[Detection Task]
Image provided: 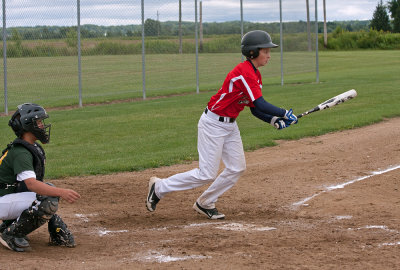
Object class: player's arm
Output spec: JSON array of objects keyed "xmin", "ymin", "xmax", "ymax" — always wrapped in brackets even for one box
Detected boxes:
[
  {"xmin": 253, "ymin": 96, "xmax": 297, "ymax": 124},
  {"xmin": 253, "ymin": 96, "xmax": 286, "ymax": 117},
  {"xmin": 24, "ymin": 178, "xmax": 81, "ymax": 203},
  {"xmin": 250, "ymin": 106, "xmax": 274, "ymax": 123}
]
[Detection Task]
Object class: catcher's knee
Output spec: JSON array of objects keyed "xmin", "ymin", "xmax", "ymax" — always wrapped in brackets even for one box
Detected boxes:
[{"xmin": 35, "ymin": 195, "xmax": 59, "ymax": 219}]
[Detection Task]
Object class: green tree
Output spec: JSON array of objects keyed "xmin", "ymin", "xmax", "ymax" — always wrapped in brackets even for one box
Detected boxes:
[
  {"xmin": 11, "ymin": 29, "xmax": 22, "ymax": 47},
  {"xmin": 144, "ymin": 19, "xmax": 160, "ymax": 36},
  {"xmin": 388, "ymin": 0, "xmax": 400, "ymax": 32},
  {"xmin": 370, "ymin": 0, "xmax": 391, "ymax": 31},
  {"xmin": 9, "ymin": 29, "xmax": 23, "ymax": 57},
  {"xmin": 65, "ymin": 28, "xmax": 77, "ymax": 48}
]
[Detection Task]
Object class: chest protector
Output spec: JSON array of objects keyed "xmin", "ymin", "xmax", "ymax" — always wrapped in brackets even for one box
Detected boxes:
[{"xmin": 2, "ymin": 138, "xmax": 46, "ymax": 181}]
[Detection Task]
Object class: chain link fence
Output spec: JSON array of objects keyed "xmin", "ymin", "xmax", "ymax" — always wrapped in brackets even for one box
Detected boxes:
[{"xmin": 1, "ymin": 0, "xmax": 319, "ymax": 114}]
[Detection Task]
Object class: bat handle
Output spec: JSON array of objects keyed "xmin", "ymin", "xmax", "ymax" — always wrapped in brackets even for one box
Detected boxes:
[{"xmin": 297, "ymin": 107, "xmax": 319, "ymax": 119}]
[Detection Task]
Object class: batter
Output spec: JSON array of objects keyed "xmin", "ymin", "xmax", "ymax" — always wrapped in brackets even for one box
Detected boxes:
[{"xmin": 146, "ymin": 30, "xmax": 298, "ymax": 219}]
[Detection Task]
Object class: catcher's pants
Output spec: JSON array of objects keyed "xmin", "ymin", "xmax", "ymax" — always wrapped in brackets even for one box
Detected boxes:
[
  {"xmin": 156, "ymin": 111, "xmax": 246, "ymax": 209},
  {"xmin": 0, "ymin": 192, "xmax": 36, "ymax": 220}
]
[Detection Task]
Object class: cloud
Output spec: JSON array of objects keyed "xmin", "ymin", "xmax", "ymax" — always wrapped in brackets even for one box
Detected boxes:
[
  {"xmin": 3, "ymin": 0, "xmax": 376, "ymax": 27},
  {"xmin": 326, "ymin": 0, "xmax": 377, "ymax": 21}
]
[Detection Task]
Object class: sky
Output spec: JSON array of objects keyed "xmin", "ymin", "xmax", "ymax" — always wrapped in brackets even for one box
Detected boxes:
[{"xmin": 3, "ymin": 0, "xmax": 381, "ymax": 27}]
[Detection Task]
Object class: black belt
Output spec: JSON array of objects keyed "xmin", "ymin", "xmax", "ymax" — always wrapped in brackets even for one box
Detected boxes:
[
  {"xmin": 0, "ymin": 183, "xmax": 17, "ymax": 190},
  {"xmin": 204, "ymin": 108, "xmax": 236, "ymax": 123}
]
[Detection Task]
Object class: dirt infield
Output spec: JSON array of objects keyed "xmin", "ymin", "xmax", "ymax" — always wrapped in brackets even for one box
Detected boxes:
[{"xmin": 1, "ymin": 117, "xmax": 399, "ymax": 269}]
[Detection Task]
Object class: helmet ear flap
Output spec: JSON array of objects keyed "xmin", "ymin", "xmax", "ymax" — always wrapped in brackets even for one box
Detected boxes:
[
  {"xmin": 248, "ymin": 48, "xmax": 259, "ymax": 59},
  {"xmin": 8, "ymin": 110, "xmax": 24, "ymax": 137},
  {"xmin": 241, "ymin": 47, "xmax": 259, "ymax": 59}
]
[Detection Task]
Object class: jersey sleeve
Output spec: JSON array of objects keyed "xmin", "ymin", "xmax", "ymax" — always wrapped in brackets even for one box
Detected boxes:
[
  {"xmin": 253, "ymin": 96, "xmax": 286, "ymax": 117},
  {"xmin": 250, "ymin": 106, "xmax": 274, "ymax": 123},
  {"xmin": 17, "ymin": 170, "xmax": 36, "ymax": 181}
]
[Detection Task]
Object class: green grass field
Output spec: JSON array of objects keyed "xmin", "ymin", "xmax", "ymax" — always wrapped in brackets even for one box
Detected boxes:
[
  {"xmin": 0, "ymin": 50, "xmax": 399, "ymax": 178},
  {"xmin": 0, "ymin": 50, "xmax": 316, "ymax": 109}
]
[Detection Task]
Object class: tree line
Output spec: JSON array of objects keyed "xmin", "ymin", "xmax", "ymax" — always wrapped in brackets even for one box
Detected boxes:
[{"xmin": 1, "ymin": 20, "xmax": 372, "ymax": 41}]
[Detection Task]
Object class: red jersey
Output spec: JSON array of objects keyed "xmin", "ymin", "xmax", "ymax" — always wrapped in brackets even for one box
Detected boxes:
[{"xmin": 207, "ymin": 60, "xmax": 262, "ymax": 118}]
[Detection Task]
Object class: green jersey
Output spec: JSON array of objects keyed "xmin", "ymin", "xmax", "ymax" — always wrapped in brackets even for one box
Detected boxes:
[{"xmin": 0, "ymin": 145, "xmax": 34, "ymax": 196}]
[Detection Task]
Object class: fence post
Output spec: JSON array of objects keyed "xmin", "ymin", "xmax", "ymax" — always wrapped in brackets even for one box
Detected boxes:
[
  {"xmin": 2, "ymin": 0, "xmax": 8, "ymax": 114},
  {"xmin": 141, "ymin": 0, "xmax": 146, "ymax": 99},
  {"xmin": 240, "ymin": 0, "xmax": 244, "ymax": 62},
  {"xmin": 279, "ymin": 0, "xmax": 284, "ymax": 86},
  {"xmin": 195, "ymin": 0, "xmax": 199, "ymax": 94},
  {"xmin": 315, "ymin": 0, "xmax": 319, "ymax": 83},
  {"xmin": 77, "ymin": 0, "xmax": 82, "ymax": 107}
]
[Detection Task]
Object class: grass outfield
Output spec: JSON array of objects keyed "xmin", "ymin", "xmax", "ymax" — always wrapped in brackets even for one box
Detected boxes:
[
  {"xmin": 0, "ymin": 50, "xmax": 315, "ymax": 109},
  {"xmin": 0, "ymin": 50, "xmax": 399, "ymax": 178}
]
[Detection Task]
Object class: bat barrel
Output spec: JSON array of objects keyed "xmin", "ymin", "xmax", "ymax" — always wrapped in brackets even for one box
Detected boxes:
[{"xmin": 297, "ymin": 89, "xmax": 357, "ymax": 119}]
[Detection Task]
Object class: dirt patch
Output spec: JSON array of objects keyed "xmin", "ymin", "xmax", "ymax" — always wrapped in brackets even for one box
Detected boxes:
[{"xmin": 1, "ymin": 117, "xmax": 400, "ymax": 269}]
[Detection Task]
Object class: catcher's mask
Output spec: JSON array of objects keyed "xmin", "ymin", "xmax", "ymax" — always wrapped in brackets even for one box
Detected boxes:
[
  {"xmin": 241, "ymin": 30, "xmax": 278, "ymax": 59},
  {"xmin": 9, "ymin": 103, "xmax": 51, "ymax": 144}
]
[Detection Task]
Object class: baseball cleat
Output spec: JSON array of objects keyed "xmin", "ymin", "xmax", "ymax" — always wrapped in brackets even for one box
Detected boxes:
[
  {"xmin": 0, "ymin": 231, "xmax": 30, "ymax": 252},
  {"xmin": 193, "ymin": 202, "xmax": 225, "ymax": 220},
  {"xmin": 146, "ymin": 177, "xmax": 161, "ymax": 212}
]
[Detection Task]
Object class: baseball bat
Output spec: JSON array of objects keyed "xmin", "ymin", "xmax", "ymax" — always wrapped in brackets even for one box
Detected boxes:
[{"xmin": 297, "ymin": 89, "xmax": 357, "ymax": 118}]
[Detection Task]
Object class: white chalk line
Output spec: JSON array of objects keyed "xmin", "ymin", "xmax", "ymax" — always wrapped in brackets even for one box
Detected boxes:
[
  {"xmin": 348, "ymin": 225, "xmax": 399, "ymax": 234},
  {"xmin": 379, "ymin": 242, "xmax": 400, "ymax": 247},
  {"xmin": 335, "ymin": 215, "xmax": 353, "ymax": 220},
  {"xmin": 98, "ymin": 228, "xmax": 129, "ymax": 237},
  {"xmin": 75, "ymin": 213, "xmax": 98, "ymax": 223},
  {"xmin": 75, "ymin": 214, "xmax": 127, "ymax": 237},
  {"xmin": 215, "ymin": 222, "xmax": 276, "ymax": 232},
  {"xmin": 292, "ymin": 164, "xmax": 400, "ymax": 207},
  {"xmin": 348, "ymin": 225, "xmax": 400, "ymax": 248},
  {"xmin": 149, "ymin": 221, "xmax": 276, "ymax": 233},
  {"xmin": 292, "ymin": 165, "xmax": 400, "ymax": 249},
  {"xmin": 124, "ymin": 250, "xmax": 212, "ymax": 263}
]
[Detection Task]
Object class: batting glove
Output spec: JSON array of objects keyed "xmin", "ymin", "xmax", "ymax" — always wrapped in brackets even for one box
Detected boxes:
[
  {"xmin": 270, "ymin": 117, "xmax": 291, "ymax": 130},
  {"xmin": 284, "ymin": 109, "xmax": 298, "ymax": 124}
]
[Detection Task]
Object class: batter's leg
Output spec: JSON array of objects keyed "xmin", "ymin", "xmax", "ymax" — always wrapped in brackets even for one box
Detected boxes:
[
  {"xmin": 197, "ymin": 123, "xmax": 246, "ymax": 209},
  {"xmin": 156, "ymin": 113, "xmax": 229, "ymax": 198}
]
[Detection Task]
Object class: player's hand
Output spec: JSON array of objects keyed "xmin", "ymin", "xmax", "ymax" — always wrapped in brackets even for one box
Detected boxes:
[
  {"xmin": 60, "ymin": 189, "xmax": 81, "ymax": 204},
  {"xmin": 284, "ymin": 109, "xmax": 298, "ymax": 124},
  {"xmin": 271, "ymin": 117, "xmax": 291, "ymax": 130}
]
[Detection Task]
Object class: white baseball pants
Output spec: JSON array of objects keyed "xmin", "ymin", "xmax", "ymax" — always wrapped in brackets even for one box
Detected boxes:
[
  {"xmin": 155, "ymin": 111, "xmax": 246, "ymax": 209},
  {"xmin": 0, "ymin": 192, "xmax": 36, "ymax": 220}
]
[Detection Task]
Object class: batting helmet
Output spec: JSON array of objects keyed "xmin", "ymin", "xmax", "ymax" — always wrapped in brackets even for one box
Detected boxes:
[
  {"xmin": 9, "ymin": 103, "xmax": 51, "ymax": 144},
  {"xmin": 241, "ymin": 30, "xmax": 278, "ymax": 59}
]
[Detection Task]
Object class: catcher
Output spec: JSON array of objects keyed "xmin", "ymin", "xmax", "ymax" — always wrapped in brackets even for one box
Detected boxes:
[{"xmin": 0, "ymin": 103, "xmax": 80, "ymax": 252}]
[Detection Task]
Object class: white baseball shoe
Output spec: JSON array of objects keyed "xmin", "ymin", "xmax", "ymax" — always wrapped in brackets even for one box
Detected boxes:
[
  {"xmin": 193, "ymin": 202, "xmax": 225, "ymax": 220},
  {"xmin": 146, "ymin": 177, "xmax": 161, "ymax": 212}
]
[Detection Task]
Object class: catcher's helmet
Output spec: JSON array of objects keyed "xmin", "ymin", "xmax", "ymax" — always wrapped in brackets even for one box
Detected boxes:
[
  {"xmin": 9, "ymin": 103, "xmax": 51, "ymax": 144},
  {"xmin": 241, "ymin": 30, "xmax": 278, "ymax": 59}
]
